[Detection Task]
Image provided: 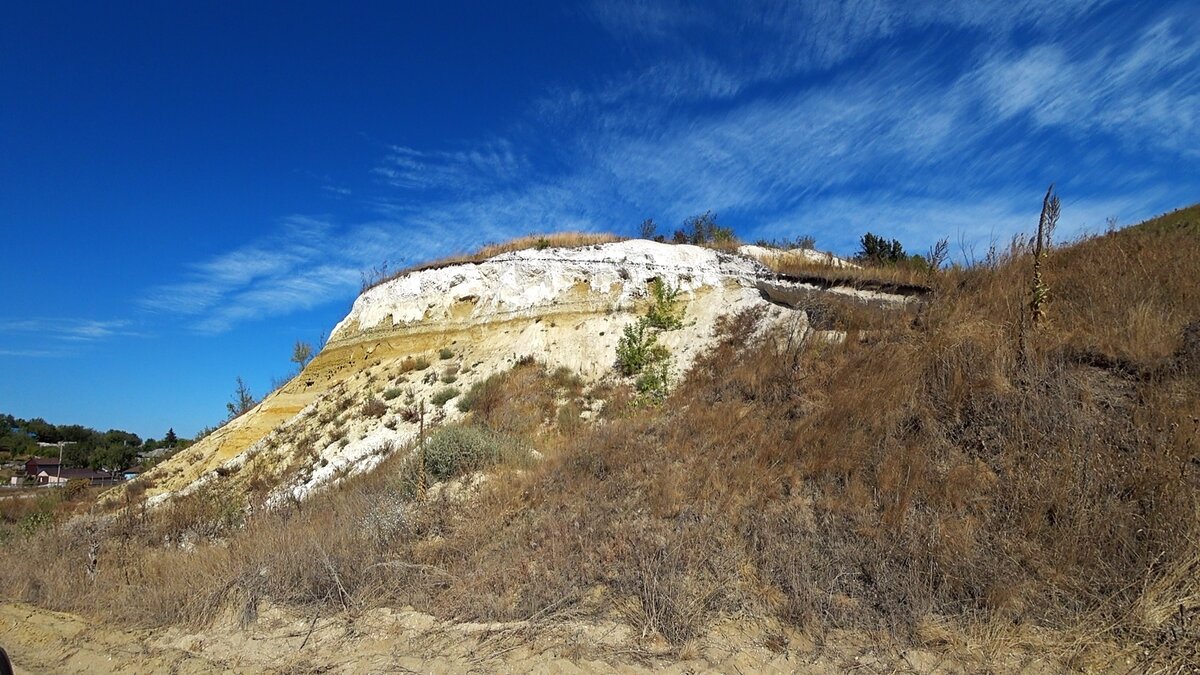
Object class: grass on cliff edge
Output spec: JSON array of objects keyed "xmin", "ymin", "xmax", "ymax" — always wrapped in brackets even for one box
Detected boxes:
[
  {"xmin": 360, "ymin": 232, "xmax": 625, "ymax": 293},
  {"xmin": 3, "ymin": 204, "xmax": 1199, "ymax": 669}
]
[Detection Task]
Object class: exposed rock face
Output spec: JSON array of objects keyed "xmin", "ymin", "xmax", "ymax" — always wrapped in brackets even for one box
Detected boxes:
[
  {"xmin": 121, "ymin": 240, "xmax": 885, "ymax": 507},
  {"xmin": 328, "ymin": 240, "xmax": 771, "ymax": 378}
]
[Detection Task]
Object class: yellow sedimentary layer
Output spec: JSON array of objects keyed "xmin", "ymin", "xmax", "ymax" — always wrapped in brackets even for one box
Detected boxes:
[{"xmin": 114, "ymin": 288, "xmax": 631, "ymax": 503}]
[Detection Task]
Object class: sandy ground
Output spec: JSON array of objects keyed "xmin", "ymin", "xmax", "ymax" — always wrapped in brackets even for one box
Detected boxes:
[{"xmin": 0, "ymin": 601, "xmax": 1143, "ymax": 674}]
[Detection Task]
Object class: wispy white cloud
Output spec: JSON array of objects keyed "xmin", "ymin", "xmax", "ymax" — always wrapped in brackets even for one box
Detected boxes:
[
  {"xmin": 0, "ymin": 347, "xmax": 77, "ymax": 358},
  {"xmin": 146, "ymin": 1, "xmax": 1198, "ymax": 332},
  {"xmin": 0, "ymin": 318, "xmax": 138, "ymax": 342},
  {"xmin": 192, "ymin": 264, "xmax": 363, "ymax": 334},
  {"xmin": 973, "ymin": 15, "xmax": 1200, "ymax": 155},
  {"xmin": 373, "ymin": 139, "xmax": 528, "ymax": 193},
  {"xmin": 573, "ymin": 0, "xmax": 1118, "ymax": 108},
  {"xmin": 142, "ymin": 217, "xmax": 333, "ymax": 316},
  {"xmin": 543, "ymin": 3, "xmax": 1199, "ymax": 240},
  {"xmin": 140, "ymin": 217, "xmax": 368, "ymax": 333},
  {"xmin": 0, "ymin": 318, "xmax": 136, "ymax": 358}
]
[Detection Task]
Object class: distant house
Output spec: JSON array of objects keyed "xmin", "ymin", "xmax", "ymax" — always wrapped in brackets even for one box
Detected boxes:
[
  {"xmin": 121, "ymin": 467, "xmax": 141, "ymax": 481},
  {"xmin": 25, "ymin": 456, "xmax": 61, "ymax": 479},
  {"xmin": 37, "ymin": 468, "xmax": 118, "ymax": 486}
]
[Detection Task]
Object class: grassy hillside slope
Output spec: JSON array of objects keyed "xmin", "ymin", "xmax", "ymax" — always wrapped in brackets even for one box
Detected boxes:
[{"xmin": 3, "ymin": 205, "xmax": 1198, "ymax": 670}]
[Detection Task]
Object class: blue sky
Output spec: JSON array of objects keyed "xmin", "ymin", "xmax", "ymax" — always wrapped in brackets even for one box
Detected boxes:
[{"xmin": 1, "ymin": 1, "xmax": 1197, "ymax": 439}]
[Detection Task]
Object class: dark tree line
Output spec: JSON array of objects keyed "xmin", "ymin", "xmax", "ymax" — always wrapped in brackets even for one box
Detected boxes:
[
  {"xmin": 857, "ymin": 232, "xmax": 949, "ymax": 271},
  {"xmin": 1, "ymin": 413, "xmax": 189, "ymax": 471}
]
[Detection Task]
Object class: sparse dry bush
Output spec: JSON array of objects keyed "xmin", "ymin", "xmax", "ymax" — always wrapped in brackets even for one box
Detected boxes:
[
  {"xmin": 555, "ymin": 400, "xmax": 584, "ymax": 436},
  {"xmin": 549, "ymin": 365, "xmax": 584, "ymax": 393},
  {"xmin": 362, "ymin": 397, "xmax": 387, "ymax": 418},
  {"xmin": 457, "ymin": 360, "xmax": 557, "ymax": 436},
  {"xmin": 399, "ymin": 356, "xmax": 431, "ymax": 373},
  {"xmin": 152, "ymin": 484, "xmax": 246, "ymax": 545}
]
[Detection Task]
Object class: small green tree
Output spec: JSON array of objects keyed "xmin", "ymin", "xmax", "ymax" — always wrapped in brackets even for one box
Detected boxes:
[
  {"xmin": 91, "ymin": 443, "xmax": 136, "ymax": 472},
  {"xmin": 644, "ymin": 279, "xmax": 684, "ymax": 330},
  {"xmin": 682, "ymin": 211, "xmax": 736, "ymax": 246},
  {"xmin": 615, "ymin": 278, "xmax": 688, "ymax": 405},
  {"xmin": 858, "ymin": 232, "xmax": 907, "ymax": 264},
  {"xmin": 164, "ymin": 427, "xmax": 178, "ymax": 447},
  {"xmin": 616, "ymin": 320, "xmax": 669, "ymax": 376}
]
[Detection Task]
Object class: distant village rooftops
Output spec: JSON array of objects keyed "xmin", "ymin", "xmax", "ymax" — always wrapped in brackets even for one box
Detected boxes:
[
  {"xmin": 25, "ymin": 456, "xmax": 62, "ymax": 472},
  {"xmin": 16, "ymin": 456, "xmax": 125, "ymax": 486}
]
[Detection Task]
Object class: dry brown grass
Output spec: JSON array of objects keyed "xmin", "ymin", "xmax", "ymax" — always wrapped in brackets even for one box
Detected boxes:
[
  {"xmin": 2, "ymin": 206, "xmax": 1198, "ymax": 668},
  {"xmin": 457, "ymin": 358, "xmax": 559, "ymax": 437},
  {"xmin": 763, "ymin": 250, "xmax": 936, "ymax": 295}
]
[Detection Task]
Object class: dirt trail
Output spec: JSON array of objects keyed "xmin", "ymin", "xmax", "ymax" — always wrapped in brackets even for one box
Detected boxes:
[
  {"xmin": 0, "ymin": 602, "xmax": 1139, "ymax": 674},
  {"xmin": 0, "ymin": 602, "xmax": 774, "ymax": 674}
]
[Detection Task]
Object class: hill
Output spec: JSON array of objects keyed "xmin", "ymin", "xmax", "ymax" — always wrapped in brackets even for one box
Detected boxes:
[
  {"xmin": 2, "ymin": 206, "xmax": 1198, "ymax": 672},
  {"xmin": 1126, "ymin": 202, "xmax": 1200, "ymax": 235},
  {"xmin": 108, "ymin": 239, "xmax": 903, "ymax": 508}
]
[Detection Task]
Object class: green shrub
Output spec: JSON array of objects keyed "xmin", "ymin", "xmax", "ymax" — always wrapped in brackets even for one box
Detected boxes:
[
  {"xmin": 634, "ymin": 359, "xmax": 671, "ymax": 403},
  {"xmin": 645, "ymin": 278, "xmax": 684, "ymax": 330},
  {"xmin": 431, "ymin": 387, "xmax": 460, "ymax": 407},
  {"xmin": 382, "ymin": 387, "xmax": 403, "ymax": 400},
  {"xmin": 422, "ymin": 425, "xmax": 507, "ymax": 481},
  {"xmin": 18, "ymin": 510, "xmax": 53, "ymax": 537},
  {"xmin": 616, "ymin": 320, "xmax": 669, "ymax": 376},
  {"xmin": 438, "ymin": 347, "xmax": 454, "ymax": 360},
  {"xmin": 682, "ymin": 210, "xmax": 736, "ymax": 246},
  {"xmin": 615, "ymin": 279, "xmax": 683, "ymax": 404},
  {"xmin": 62, "ymin": 479, "xmax": 89, "ymax": 500},
  {"xmin": 855, "ymin": 232, "xmax": 932, "ymax": 271}
]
